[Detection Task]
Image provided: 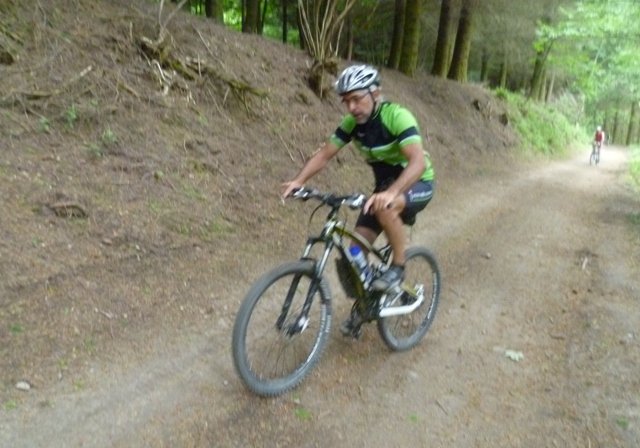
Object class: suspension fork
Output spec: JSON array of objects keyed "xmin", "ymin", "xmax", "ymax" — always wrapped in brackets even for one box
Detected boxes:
[{"xmin": 277, "ymin": 238, "xmax": 334, "ymax": 334}]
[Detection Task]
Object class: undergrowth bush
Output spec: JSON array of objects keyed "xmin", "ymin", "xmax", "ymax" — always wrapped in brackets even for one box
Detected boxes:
[{"xmin": 493, "ymin": 88, "xmax": 581, "ymax": 156}]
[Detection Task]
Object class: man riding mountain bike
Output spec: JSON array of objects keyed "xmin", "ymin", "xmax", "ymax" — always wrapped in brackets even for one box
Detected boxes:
[
  {"xmin": 594, "ymin": 125, "xmax": 605, "ymax": 149},
  {"xmin": 281, "ymin": 64, "xmax": 435, "ymax": 336}
]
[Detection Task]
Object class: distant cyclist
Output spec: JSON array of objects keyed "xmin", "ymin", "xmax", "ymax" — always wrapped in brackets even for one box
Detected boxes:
[
  {"xmin": 594, "ymin": 125, "xmax": 605, "ymax": 150},
  {"xmin": 281, "ymin": 64, "xmax": 435, "ymax": 334}
]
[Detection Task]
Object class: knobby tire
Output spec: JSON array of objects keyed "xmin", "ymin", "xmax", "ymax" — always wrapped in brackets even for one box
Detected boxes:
[
  {"xmin": 232, "ymin": 260, "xmax": 332, "ymax": 396},
  {"xmin": 377, "ymin": 247, "xmax": 441, "ymax": 351}
]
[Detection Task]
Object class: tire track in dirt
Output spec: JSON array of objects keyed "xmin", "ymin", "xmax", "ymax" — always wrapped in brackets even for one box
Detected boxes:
[{"xmin": 1, "ymin": 148, "xmax": 638, "ymax": 447}]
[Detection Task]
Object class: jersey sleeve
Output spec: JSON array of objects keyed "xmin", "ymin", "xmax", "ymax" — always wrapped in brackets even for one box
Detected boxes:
[
  {"xmin": 329, "ymin": 114, "xmax": 357, "ymax": 149},
  {"xmin": 390, "ymin": 105, "xmax": 422, "ymax": 147}
]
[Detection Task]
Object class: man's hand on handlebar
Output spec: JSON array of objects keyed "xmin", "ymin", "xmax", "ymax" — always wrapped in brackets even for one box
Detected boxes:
[{"xmin": 281, "ymin": 180, "xmax": 304, "ymax": 199}]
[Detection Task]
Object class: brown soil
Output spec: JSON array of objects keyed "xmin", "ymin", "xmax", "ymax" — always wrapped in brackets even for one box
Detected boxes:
[{"xmin": 1, "ymin": 1, "xmax": 638, "ymax": 447}]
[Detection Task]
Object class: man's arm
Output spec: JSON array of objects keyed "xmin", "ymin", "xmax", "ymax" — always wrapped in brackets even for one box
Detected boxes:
[
  {"xmin": 364, "ymin": 142, "xmax": 425, "ymax": 213},
  {"xmin": 281, "ymin": 141, "xmax": 340, "ymax": 198}
]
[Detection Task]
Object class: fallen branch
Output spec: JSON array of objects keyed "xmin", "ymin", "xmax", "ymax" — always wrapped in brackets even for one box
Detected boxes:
[
  {"xmin": 184, "ymin": 56, "xmax": 267, "ymax": 99},
  {"xmin": 13, "ymin": 65, "xmax": 93, "ymax": 100},
  {"xmin": 138, "ymin": 20, "xmax": 266, "ymax": 108},
  {"xmin": 47, "ymin": 201, "xmax": 88, "ymax": 219}
]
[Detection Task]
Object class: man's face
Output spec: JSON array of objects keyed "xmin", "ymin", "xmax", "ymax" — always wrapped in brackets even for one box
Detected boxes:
[{"xmin": 341, "ymin": 89, "xmax": 375, "ymax": 124}]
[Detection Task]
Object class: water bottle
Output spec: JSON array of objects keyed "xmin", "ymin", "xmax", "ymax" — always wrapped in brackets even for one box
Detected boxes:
[{"xmin": 349, "ymin": 245, "xmax": 371, "ymax": 285}]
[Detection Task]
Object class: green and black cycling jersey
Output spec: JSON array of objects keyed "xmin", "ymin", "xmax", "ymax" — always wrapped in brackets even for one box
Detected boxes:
[{"xmin": 329, "ymin": 101, "xmax": 435, "ymax": 186}]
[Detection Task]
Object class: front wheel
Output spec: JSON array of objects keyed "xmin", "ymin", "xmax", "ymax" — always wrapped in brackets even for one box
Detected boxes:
[
  {"xmin": 232, "ymin": 260, "xmax": 332, "ymax": 396},
  {"xmin": 377, "ymin": 247, "xmax": 441, "ymax": 351}
]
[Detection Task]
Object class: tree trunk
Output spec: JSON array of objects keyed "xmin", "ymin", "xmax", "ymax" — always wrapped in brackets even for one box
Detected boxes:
[
  {"xmin": 282, "ymin": 0, "xmax": 288, "ymax": 43},
  {"xmin": 635, "ymin": 104, "xmax": 640, "ymax": 144},
  {"xmin": 447, "ymin": 0, "xmax": 476, "ymax": 82},
  {"xmin": 626, "ymin": 100, "xmax": 638, "ymax": 146},
  {"xmin": 479, "ymin": 47, "xmax": 489, "ymax": 83},
  {"xmin": 204, "ymin": 0, "xmax": 224, "ymax": 22},
  {"xmin": 243, "ymin": 0, "xmax": 260, "ymax": 33},
  {"xmin": 499, "ymin": 53, "xmax": 508, "ymax": 89},
  {"xmin": 398, "ymin": 0, "xmax": 421, "ymax": 76},
  {"xmin": 528, "ymin": 36, "xmax": 553, "ymax": 99},
  {"xmin": 612, "ymin": 108, "xmax": 620, "ymax": 145},
  {"xmin": 431, "ymin": 0, "xmax": 456, "ymax": 78},
  {"xmin": 259, "ymin": 0, "xmax": 268, "ymax": 34},
  {"xmin": 344, "ymin": 14, "xmax": 354, "ymax": 61},
  {"xmin": 387, "ymin": 0, "xmax": 405, "ymax": 69},
  {"xmin": 537, "ymin": 68, "xmax": 547, "ymax": 101},
  {"xmin": 545, "ymin": 71, "xmax": 555, "ymax": 102},
  {"xmin": 296, "ymin": 2, "xmax": 306, "ymax": 50}
]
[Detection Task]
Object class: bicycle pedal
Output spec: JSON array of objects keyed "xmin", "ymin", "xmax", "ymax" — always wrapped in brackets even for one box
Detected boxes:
[
  {"xmin": 339, "ymin": 312, "xmax": 364, "ymax": 339},
  {"xmin": 343, "ymin": 325, "xmax": 363, "ymax": 339}
]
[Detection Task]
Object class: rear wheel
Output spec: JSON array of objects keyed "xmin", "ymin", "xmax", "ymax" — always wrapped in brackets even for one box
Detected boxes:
[
  {"xmin": 377, "ymin": 247, "xmax": 441, "ymax": 351},
  {"xmin": 232, "ymin": 260, "xmax": 332, "ymax": 396}
]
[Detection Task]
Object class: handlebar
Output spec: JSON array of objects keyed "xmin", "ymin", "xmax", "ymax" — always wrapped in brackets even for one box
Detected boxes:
[{"xmin": 291, "ymin": 187, "xmax": 366, "ymax": 211}]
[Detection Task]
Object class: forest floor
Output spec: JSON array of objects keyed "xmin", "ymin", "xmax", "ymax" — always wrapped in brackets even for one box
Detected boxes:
[{"xmin": 1, "ymin": 0, "xmax": 639, "ymax": 447}]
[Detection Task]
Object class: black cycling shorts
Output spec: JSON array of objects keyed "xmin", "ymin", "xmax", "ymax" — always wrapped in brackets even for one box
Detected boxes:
[{"xmin": 356, "ymin": 179, "xmax": 434, "ymax": 235}]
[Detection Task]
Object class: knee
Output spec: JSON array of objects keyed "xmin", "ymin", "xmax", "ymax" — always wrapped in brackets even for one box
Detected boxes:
[{"xmin": 375, "ymin": 207, "xmax": 402, "ymax": 226}]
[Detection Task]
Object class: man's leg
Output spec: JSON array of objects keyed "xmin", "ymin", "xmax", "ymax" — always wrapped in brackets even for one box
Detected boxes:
[
  {"xmin": 353, "ymin": 225, "xmax": 378, "ymax": 247},
  {"xmin": 368, "ymin": 196, "xmax": 407, "ymax": 292},
  {"xmin": 341, "ymin": 197, "xmax": 409, "ymax": 335},
  {"xmin": 374, "ymin": 195, "xmax": 407, "ymax": 265}
]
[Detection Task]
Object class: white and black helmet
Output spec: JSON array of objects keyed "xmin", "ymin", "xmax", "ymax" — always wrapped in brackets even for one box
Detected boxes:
[{"xmin": 335, "ymin": 65, "xmax": 380, "ymax": 95}]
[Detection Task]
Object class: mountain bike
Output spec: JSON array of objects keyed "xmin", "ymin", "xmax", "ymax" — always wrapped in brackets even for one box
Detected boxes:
[
  {"xmin": 590, "ymin": 141, "xmax": 601, "ymax": 166},
  {"xmin": 232, "ymin": 187, "xmax": 441, "ymax": 397}
]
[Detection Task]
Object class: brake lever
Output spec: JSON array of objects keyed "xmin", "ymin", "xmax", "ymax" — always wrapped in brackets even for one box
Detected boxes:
[
  {"xmin": 292, "ymin": 187, "xmax": 313, "ymax": 201},
  {"xmin": 348, "ymin": 193, "xmax": 366, "ymax": 210}
]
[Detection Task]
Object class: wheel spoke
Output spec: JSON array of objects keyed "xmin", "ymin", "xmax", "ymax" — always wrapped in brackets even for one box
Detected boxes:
[
  {"xmin": 377, "ymin": 248, "xmax": 440, "ymax": 351},
  {"xmin": 232, "ymin": 261, "xmax": 331, "ymax": 396}
]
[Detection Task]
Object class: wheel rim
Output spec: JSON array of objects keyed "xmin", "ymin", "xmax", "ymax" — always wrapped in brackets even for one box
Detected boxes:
[
  {"xmin": 238, "ymin": 270, "xmax": 329, "ymax": 392},
  {"xmin": 378, "ymin": 250, "xmax": 439, "ymax": 349}
]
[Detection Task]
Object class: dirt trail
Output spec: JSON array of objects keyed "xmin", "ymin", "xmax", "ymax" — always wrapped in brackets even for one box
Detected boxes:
[{"xmin": 1, "ymin": 147, "xmax": 638, "ymax": 447}]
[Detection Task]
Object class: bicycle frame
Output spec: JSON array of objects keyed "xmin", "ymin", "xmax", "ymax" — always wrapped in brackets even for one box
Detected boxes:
[
  {"xmin": 300, "ymin": 208, "xmax": 387, "ymax": 294},
  {"xmin": 289, "ymin": 192, "xmax": 424, "ymax": 326}
]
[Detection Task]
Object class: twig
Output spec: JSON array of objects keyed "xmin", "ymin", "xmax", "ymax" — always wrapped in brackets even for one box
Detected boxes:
[
  {"xmin": 158, "ymin": 0, "xmax": 188, "ymax": 38},
  {"xmin": 435, "ymin": 399, "xmax": 449, "ymax": 416},
  {"xmin": 97, "ymin": 309, "xmax": 114, "ymax": 319},
  {"xmin": 195, "ymin": 27, "xmax": 221, "ymax": 64},
  {"xmin": 117, "ymin": 80, "xmax": 141, "ymax": 98},
  {"xmin": 3, "ymin": 111, "xmax": 32, "ymax": 133}
]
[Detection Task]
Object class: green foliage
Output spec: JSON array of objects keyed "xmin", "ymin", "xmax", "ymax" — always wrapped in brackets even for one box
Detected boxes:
[
  {"xmin": 101, "ymin": 127, "xmax": 117, "ymax": 145},
  {"xmin": 86, "ymin": 142, "xmax": 104, "ymax": 159},
  {"xmin": 546, "ymin": 0, "xmax": 640, "ymax": 124},
  {"xmin": 65, "ymin": 104, "xmax": 78, "ymax": 128},
  {"xmin": 615, "ymin": 417, "xmax": 630, "ymax": 430},
  {"xmin": 38, "ymin": 117, "xmax": 51, "ymax": 133},
  {"xmin": 494, "ymin": 88, "xmax": 579, "ymax": 156},
  {"xmin": 4, "ymin": 400, "xmax": 18, "ymax": 411},
  {"xmin": 294, "ymin": 406, "xmax": 312, "ymax": 421},
  {"xmin": 630, "ymin": 145, "xmax": 640, "ymax": 190},
  {"xmin": 223, "ymin": 5, "xmax": 242, "ymax": 30}
]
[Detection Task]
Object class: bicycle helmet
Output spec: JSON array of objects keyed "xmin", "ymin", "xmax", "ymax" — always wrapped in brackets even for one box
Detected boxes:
[
  {"xmin": 335, "ymin": 65, "xmax": 380, "ymax": 95},
  {"xmin": 597, "ymin": 125, "xmax": 602, "ymax": 131}
]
